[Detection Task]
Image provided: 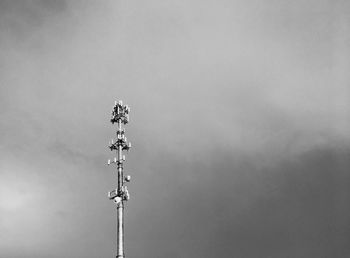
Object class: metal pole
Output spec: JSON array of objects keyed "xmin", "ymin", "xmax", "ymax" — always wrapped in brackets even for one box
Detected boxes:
[
  {"xmin": 107, "ymin": 100, "xmax": 131, "ymax": 258},
  {"xmin": 117, "ymin": 119, "xmax": 124, "ymax": 258}
]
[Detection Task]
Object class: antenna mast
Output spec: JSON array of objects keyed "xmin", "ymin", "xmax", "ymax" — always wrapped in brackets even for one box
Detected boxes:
[{"xmin": 107, "ymin": 100, "xmax": 131, "ymax": 258}]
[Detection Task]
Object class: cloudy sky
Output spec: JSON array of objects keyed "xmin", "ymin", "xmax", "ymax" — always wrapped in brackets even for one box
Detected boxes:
[{"xmin": 0, "ymin": 0, "xmax": 349, "ymax": 257}]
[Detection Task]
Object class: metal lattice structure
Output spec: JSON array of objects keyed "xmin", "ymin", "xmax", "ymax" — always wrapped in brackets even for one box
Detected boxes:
[{"xmin": 107, "ymin": 100, "xmax": 131, "ymax": 258}]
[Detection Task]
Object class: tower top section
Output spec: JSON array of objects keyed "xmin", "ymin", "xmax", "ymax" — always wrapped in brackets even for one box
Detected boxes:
[{"xmin": 111, "ymin": 100, "xmax": 130, "ymax": 124}]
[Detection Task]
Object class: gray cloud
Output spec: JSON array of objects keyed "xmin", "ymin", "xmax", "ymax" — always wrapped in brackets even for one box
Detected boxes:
[{"xmin": 0, "ymin": 0, "xmax": 349, "ymax": 257}]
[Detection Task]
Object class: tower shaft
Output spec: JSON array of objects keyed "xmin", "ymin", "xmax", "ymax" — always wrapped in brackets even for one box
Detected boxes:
[
  {"xmin": 117, "ymin": 119, "xmax": 124, "ymax": 258},
  {"xmin": 116, "ymin": 201, "xmax": 124, "ymax": 258}
]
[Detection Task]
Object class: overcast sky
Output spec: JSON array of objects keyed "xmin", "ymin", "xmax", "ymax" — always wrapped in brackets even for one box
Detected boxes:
[{"xmin": 0, "ymin": 1, "xmax": 349, "ymax": 257}]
